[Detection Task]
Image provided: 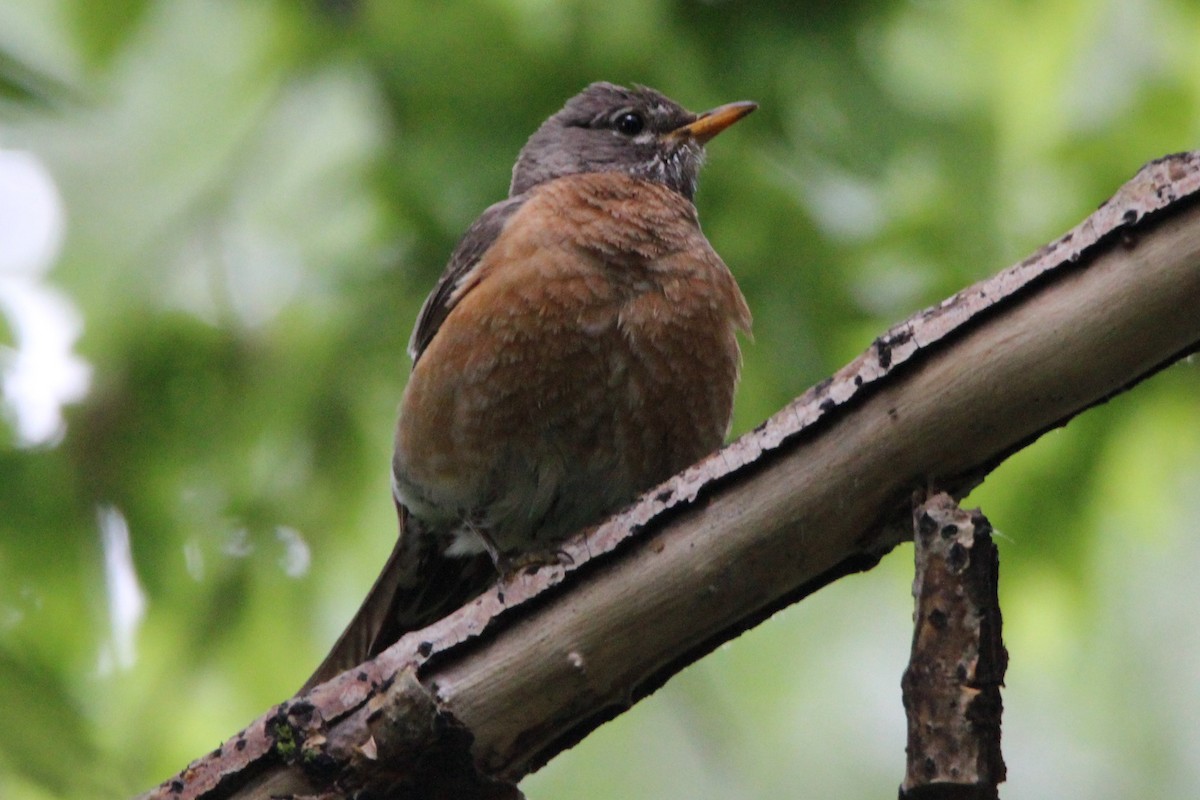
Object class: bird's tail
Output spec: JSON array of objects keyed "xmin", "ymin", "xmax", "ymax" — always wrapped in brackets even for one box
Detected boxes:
[{"xmin": 299, "ymin": 507, "xmax": 496, "ymax": 693}]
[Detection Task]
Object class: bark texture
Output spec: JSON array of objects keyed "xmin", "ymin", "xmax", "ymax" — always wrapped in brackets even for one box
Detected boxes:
[{"xmin": 901, "ymin": 492, "xmax": 1006, "ymax": 799}]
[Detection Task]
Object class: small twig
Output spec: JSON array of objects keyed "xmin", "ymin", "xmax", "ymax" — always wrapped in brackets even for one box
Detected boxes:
[{"xmin": 901, "ymin": 492, "xmax": 1007, "ymax": 799}]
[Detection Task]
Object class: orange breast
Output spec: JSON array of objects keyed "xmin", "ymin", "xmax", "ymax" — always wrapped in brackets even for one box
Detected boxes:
[{"xmin": 393, "ymin": 173, "xmax": 750, "ymax": 553}]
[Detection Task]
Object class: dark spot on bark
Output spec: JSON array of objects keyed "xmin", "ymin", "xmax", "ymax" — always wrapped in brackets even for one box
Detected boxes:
[
  {"xmin": 929, "ymin": 608, "xmax": 948, "ymax": 630},
  {"xmin": 940, "ymin": 523, "xmax": 958, "ymax": 539},
  {"xmin": 304, "ymin": 749, "xmax": 340, "ymax": 779},
  {"xmin": 947, "ymin": 541, "xmax": 969, "ymax": 572},
  {"xmin": 918, "ymin": 511, "xmax": 938, "ymax": 539},
  {"xmin": 876, "ymin": 337, "xmax": 893, "ymax": 368},
  {"xmin": 357, "ymin": 670, "xmax": 369, "ymax": 681},
  {"xmin": 418, "ymin": 641, "xmax": 434, "ymax": 658},
  {"xmin": 819, "ymin": 398, "xmax": 836, "ymax": 413},
  {"xmin": 1122, "ymin": 208, "xmax": 1138, "ymax": 225},
  {"xmin": 288, "ymin": 700, "xmax": 315, "ymax": 725}
]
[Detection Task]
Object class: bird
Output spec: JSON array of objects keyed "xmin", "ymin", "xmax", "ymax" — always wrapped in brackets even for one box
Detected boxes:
[{"xmin": 302, "ymin": 82, "xmax": 755, "ymax": 692}]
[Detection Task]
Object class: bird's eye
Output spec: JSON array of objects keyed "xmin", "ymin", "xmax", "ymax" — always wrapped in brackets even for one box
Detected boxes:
[{"xmin": 614, "ymin": 111, "xmax": 645, "ymax": 136}]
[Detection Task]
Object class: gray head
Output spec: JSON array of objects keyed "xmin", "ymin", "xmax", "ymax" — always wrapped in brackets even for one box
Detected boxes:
[{"xmin": 510, "ymin": 82, "xmax": 756, "ymax": 201}]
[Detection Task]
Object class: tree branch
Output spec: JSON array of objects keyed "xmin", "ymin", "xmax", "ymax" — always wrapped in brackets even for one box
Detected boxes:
[
  {"xmin": 137, "ymin": 152, "xmax": 1200, "ymax": 799},
  {"xmin": 902, "ymin": 492, "xmax": 1007, "ymax": 799}
]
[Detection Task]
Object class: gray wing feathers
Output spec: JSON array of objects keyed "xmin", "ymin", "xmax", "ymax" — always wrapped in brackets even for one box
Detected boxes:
[{"xmin": 407, "ymin": 195, "xmax": 528, "ymax": 363}]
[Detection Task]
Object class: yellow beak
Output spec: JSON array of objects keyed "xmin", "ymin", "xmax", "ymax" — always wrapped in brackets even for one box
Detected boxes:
[{"xmin": 668, "ymin": 101, "xmax": 758, "ymax": 144}]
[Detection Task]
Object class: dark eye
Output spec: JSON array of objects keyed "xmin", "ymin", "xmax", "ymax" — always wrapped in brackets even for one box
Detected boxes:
[{"xmin": 614, "ymin": 111, "xmax": 645, "ymax": 136}]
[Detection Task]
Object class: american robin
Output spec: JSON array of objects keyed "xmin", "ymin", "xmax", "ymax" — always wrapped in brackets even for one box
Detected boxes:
[{"xmin": 302, "ymin": 82, "xmax": 754, "ymax": 691}]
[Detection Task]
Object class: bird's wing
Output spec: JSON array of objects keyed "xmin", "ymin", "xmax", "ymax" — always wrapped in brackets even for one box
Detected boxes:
[
  {"xmin": 407, "ymin": 194, "xmax": 528, "ymax": 363},
  {"xmin": 301, "ymin": 197, "xmax": 529, "ymax": 691}
]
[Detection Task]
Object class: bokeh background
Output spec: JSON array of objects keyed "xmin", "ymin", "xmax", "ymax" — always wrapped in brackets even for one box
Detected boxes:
[{"xmin": 2, "ymin": 1, "xmax": 1199, "ymax": 798}]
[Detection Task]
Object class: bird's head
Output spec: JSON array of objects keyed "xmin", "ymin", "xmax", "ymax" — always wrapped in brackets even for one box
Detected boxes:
[{"xmin": 510, "ymin": 82, "xmax": 756, "ymax": 201}]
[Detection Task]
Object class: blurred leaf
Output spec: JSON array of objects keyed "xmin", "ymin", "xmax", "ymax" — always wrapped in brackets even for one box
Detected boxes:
[
  {"xmin": 0, "ymin": 651, "xmax": 112, "ymax": 797},
  {"xmin": 0, "ymin": 51, "xmax": 71, "ymax": 106},
  {"xmin": 67, "ymin": 0, "xmax": 153, "ymax": 69}
]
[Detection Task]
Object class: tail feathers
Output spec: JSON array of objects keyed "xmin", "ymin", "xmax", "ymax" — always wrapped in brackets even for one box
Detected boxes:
[{"xmin": 300, "ymin": 511, "xmax": 496, "ymax": 693}]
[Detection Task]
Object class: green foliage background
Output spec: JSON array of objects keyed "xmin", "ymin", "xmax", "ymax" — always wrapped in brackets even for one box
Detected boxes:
[{"xmin": 1, "ymin": 1, "xmax": 1199, "ymax": 797}]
